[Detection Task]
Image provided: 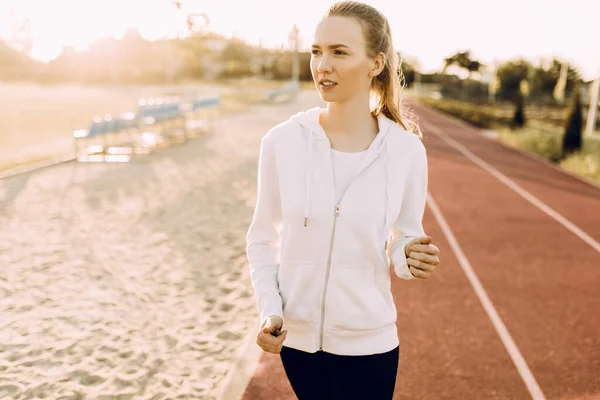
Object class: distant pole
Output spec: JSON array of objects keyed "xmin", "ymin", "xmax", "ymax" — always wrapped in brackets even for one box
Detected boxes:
[
  {"xmin": 413, "ymin": 59, "xmax": 421, "ymax": 96},
  {"xmin": 554, "ymin": 61, "xmax": 568, "ymax": 104},
  {"xmin": 414, "ymin": 69, "xmax": 421, "ymax": 95},
  {"xmin": 167, "ymin": 0, "xmax": 209, "ymax": 83},
  {"xmin": 585, "ymin": 76, "xmax": 600, "ymax": 136},
  {"xmin": 165, "ymin": 0, "xmax": 181, "ymax": 84},
  {"xmin": 488, "ymin": 61, "xmax": 498, "ymax": 103},
  {"xmin": 165, "ymin": 39, "xmax": 175, "ymax": 83},
  {"xmin": 288, "ymin": 24, "xmax": 300, "ymax": 84}
]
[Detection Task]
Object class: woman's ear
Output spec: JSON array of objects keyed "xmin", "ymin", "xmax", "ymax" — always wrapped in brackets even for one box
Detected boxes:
[{"xmin": 370, "ymin": 52, "xmax": 386, "ymax": 78}]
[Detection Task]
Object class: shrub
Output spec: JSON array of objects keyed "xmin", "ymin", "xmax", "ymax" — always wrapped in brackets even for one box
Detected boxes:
[
  {"xmin": 418, "ymin": 98, "xmax": 512, "ymax": 129},
  {"xmin": 562, "ymin": 82, "xmax": 583, "ymax": 158},
  {"xmin": 513, "ymin": 89, "xmax": 526, "ymax": 128}
]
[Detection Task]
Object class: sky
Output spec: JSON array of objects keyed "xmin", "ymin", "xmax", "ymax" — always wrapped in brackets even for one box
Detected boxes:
[{"xmin": 1, "ymin": 0, "xmax": 599, "ymax": 80}]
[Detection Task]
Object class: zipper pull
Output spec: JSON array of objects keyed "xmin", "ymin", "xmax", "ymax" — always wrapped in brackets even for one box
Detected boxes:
[
  {"xmin": 334, "ymin": 204, "xmax": 340, "ymax": 217},
  {"xmin": 384, "ymin": 240, "xmax": 388, "ymax": 250}
]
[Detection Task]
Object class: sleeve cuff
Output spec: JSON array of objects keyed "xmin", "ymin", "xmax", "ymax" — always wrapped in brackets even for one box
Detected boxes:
[
  {"xmin": 391, "ymin": 238, "xmax": 416, "ymax": 280},
  {"xmin": 260, "ymin": 314, "xmax": 285, "ymax": 330}
]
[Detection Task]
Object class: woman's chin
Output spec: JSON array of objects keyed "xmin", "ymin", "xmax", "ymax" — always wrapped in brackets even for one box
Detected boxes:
[{"xmin": 318, "ymin": 91, "xmax": 335, "ymax": 100}]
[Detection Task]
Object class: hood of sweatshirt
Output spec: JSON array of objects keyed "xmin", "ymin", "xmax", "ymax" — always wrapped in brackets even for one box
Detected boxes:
[{"xmin": 288, "ymin": 106, "xmax": 394, "ymax": 229}]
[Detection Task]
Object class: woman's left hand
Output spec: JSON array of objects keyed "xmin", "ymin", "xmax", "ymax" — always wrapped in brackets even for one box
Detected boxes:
[{"xmin": 405, "ymin": 236, "xmax": 440, "ymax": 279}]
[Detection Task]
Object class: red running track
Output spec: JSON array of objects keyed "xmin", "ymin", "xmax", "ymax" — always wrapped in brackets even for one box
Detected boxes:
[{"xmin": 239, "ymin": 103, "xmax": 600, "ymax": 400}]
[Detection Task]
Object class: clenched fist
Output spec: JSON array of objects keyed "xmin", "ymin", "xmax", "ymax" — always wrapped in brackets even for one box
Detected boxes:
[
  {"xmin": 405, "ymin": 236, "xmax": 440, "ymax": 279},
  {"xmin": 256, "ymin": 315, "xmax": 287, "ymax": 354}
]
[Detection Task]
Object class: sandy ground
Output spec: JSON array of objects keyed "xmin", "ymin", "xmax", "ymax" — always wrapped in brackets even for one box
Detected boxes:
[{"xmin": 0, "ymin": 90, "xmax": 322, "ymax": 399}]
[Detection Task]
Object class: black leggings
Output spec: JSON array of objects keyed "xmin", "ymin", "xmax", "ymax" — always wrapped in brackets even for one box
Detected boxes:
[{"xmin": 279, "ymin": 345, "xmax": 399, "ymax": 399}]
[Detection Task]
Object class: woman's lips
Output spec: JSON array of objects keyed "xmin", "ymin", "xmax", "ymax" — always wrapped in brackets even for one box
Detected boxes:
[{"xmin": 319, "ymin": 82, "xmax": 337, "ymax": 90}]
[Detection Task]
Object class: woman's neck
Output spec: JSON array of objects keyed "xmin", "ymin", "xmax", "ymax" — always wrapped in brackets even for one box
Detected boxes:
[
  {"xmin": 320, "ymin": 98, "xmax": 378, "ymax": 139},
  {"xmin": 320, "ymin": 99, "xmax": 379, "ymax": 152}
]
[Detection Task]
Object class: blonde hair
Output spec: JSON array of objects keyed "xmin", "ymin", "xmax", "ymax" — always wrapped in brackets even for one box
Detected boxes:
[{"xmin": 324, "ymin": 1, "xmax": 422, "ymax": 138}]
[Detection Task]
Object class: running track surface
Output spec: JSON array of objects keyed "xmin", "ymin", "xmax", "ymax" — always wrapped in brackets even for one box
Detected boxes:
[{"xmin": 238, "ymin": 102, "xmax": 600, "ymax": 400}]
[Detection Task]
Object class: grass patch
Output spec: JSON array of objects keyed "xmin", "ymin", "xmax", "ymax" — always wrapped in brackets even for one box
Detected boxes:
[
  {"xmin": 495, "ymin": 121, "xmax": 564, "ymax": 162},
  {"xmin": 418, "ymin": 96, "xmax": 600, "ymax": 186},
  {"xmin": 560, "ymin": 137, "xmax": 600, "ymax": 183},
  {"xmin": 419, "ymin": 97, "xmax": 513, "ymax": 129}
]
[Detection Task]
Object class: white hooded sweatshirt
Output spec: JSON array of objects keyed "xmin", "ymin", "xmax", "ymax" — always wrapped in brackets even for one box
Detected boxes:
[{"xmin": 246, "ymin": 106, "xmax": 428, "ymax": 355}]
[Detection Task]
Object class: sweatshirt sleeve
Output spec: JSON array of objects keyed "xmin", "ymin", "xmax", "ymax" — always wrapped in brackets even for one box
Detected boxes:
[
  {"xmin": 387, "ymin": 138, "xmax": 428, "ymax": 280},
  {"xmin": 246, "ymin": 133, "xmax": 284, "ymax": 324}
]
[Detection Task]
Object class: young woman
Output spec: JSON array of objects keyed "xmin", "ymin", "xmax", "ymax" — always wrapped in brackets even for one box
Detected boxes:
[{"xmin": 246, "ymin": 1, "xmax": 441, "ymax": 398}]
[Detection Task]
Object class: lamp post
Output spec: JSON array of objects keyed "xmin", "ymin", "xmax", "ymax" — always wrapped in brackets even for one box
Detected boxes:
[
  {"xmin": 167, "ymin": 1, "xmax": 210, "ymax": 83},
  {"xmin": 412, "ymin": 58, "xmax": 421, "ymax": 96},
  {"xmin": 288, "ymin": 24, "xmax": 300, "ymax": 84},
  {"xmin": 553, "ymin": 61, "xmax": 568, "ymax": 104},
  {"xmin": 585, "ymin": 74, "xmax": 599, "ymax": 136},
  {"xmin": 487, "ymin": 60, "xmax": 498, "ymax": 103}
]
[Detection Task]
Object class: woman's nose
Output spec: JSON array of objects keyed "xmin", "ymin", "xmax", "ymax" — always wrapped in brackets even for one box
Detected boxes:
[{"xmin": 317, "ymin": 56, "xmax": 333, "ymax": 73}]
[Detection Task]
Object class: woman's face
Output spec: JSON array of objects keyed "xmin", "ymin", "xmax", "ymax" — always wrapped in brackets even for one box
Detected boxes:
[{"xmin": 310, "ymin": 16, "xmax": 382, "ymax": 103}]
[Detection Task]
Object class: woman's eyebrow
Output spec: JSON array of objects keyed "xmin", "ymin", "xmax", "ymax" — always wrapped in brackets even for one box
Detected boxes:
[{"xmin": 311, "ymin": 44, "xmax": 350, "ymax": 50}]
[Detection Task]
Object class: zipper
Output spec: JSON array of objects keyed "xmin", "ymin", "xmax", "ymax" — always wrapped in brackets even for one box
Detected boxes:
[
  {"xmin": 318, "ymin": 204, "xmax": 339, "ymax": 351},
  {"xmin": 317, "ymin": 152, "xmax": 382, "ymax": 351}
]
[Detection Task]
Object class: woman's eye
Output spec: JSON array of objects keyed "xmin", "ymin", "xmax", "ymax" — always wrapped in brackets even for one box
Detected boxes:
[{"xmin": 311, "ymin": 50, "xmax": 346, "ymax": 55}]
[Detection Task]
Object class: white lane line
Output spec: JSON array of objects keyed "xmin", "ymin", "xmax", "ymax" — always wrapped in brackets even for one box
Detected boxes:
[
  {"xmin": 426, "ymin": 193, "xmax": 546, "ymax": 400},
  {"xmin": 426, "ymin": 123, "xmax": 600, "ymax": 254}
]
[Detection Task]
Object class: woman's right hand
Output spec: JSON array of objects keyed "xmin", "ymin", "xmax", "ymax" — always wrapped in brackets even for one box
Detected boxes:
[{"xmin": 256, "ymin": 315, "xmax": 287, "ymax": 354}]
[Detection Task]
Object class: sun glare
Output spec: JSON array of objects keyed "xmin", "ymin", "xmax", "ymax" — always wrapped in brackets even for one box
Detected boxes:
[
  {"xmin": 3, "ymin": 0, "xmax": 183, "ymax": 62},
  {"xmin": 1, "ymin": 0, "xmax": 598, "ymax": 78}
]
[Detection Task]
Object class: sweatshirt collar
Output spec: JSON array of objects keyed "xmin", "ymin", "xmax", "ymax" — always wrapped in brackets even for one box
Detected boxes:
[
  {"xmin": 291, "ymin": 107, "xmax": 393, "ymax": 227},
  {"xmin": 291, "ymin": 107, "xmax": 392, "ymax": 148}
]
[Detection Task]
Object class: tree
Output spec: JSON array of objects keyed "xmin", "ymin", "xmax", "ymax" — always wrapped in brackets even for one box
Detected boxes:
[
  {"xmin": 8, "ymin": 9, "xmax": 33, "ymax": 55},
  {"xmin": 496, "ymin": 59, "xmax": 531, "ymax": 101},
  {"xmin": 0, "ymin": 40, "xmax": 41, "ymax": 80},
  {"xmin": 530, "ymin": 58, "xmax": 580, "ymax": 102},
  {"xmin": 441, "ymin": 51, "xmax": 485, "ymax": 100},
  {"xmin": 218, "ymin": 39, "xmax": 253, "ymax": 78},
  {"xmin": 562, "ymin": 81, "xmax": 583, "ymax": 158},
  {"xmin": 398, "ymin": 54, "xmax": 416, "ymax": 87},
  {"xmin": 442, "ymin": 51, "xmax": 484, "ymax": 79}
]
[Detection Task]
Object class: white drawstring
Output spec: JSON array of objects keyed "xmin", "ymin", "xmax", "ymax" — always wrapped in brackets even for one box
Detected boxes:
[
  {"xmin": 304, "ymin": 133, "xmax": 313, "ymax": 227},
  {"xmin": 384, "ymin": 145, "xmax": 392, "ymax": 232}
]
